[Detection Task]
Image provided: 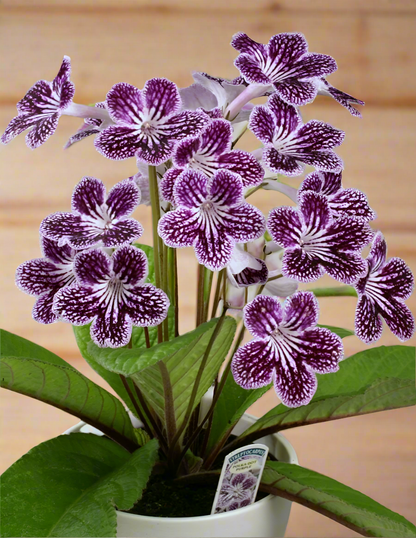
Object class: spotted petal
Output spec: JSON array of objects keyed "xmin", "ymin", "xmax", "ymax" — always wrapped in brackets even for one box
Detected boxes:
[
  {"xmin": 160, "ymin": 168, "xmax": 183, "ymax": 203},
  {"xmin": 112, "ymin": 245, "xmax": 148, "ymax": 286},
  {"xmin": 295, "ymin": 327, "xmax": 343, "ymax": 373},
  {"xmin": 41, "ymin": 236, "xmax": 75, "ymax": 265},
  {"xmin": 299, "ymin": 192, "xmax": 331, "ymax": 235},
  {"xmin": 33, "ymin": 289, "xmax": 60, "ymax": 324},
  {"xmin": 106, "ymin": 179, "xmax": 141, "ymax": 219},
  {"xmin": 382, "ymin": 299, "xmax": 415, "ymax": 342},
  {"xmin": 106, "ymin": 82, "xmax": 144, "ymax": 125},
  {"xmin": 234, "ymin": 55, "xmax": 272, "ymax": 85},
  {"xmin": 232, "ymin": 339, "xmax": 276, "ymax": 389},
  {"xmin": 199, "ymin": 119, "xmax": 232, "ymax": 156},
  {"xmin": 274, "ymin": 79, "xmax": 318, "ymax": 106},
  {"xmin": 323, "ymin": 251, "xmax": 367, "ymax": 285},
  {"xmin": 209, "ymin": 169, "xmax": 244, "ymax": 208},
  {"xmin": 267, "ymin": 206, "xmax": 302, "ymax": 248},
  {"xmin": 53, "ymin": 285, "xmax": 100, "ymax": 326},
  {"xmin": 125, "ymin": 284, "xmax": 170, "ymax": 326},
  {"xmin": 158, "ymin": 208, "xmax": 200, "ymax": 248},
  {"xmin": 282, "ymin": 248, "xmax": 325, "ymax": 283},
  {"xmin": 355, "ymin": 295, "xmax": 384, "ymax": 344},
  {"xmin": 268, "ymin": 33, "xmax": 308, "ymax": 66},
  {"xmin": 367, "ymin": 232, "xmax": 387, "ymax": 272},
  {"xmin": 263, "ymin": 148, "xmax": 305, "ymax": 176},
  {"xmin": 295, "ymin": 120, "xmax": 345, "ymax": 151},
  {"xmin": 330, "ymin": 188, "xmax": 376, "ymax": 222},
  {"xmin": 95, "ymin": 125, "xmax": 143, "ymax": 160},
  {"xmin": 71, "ymin": 176, "xmax": 106, "ymax": 216},
  {"xmin": 174, "ymin": 169, "xmax": 208, "ymax": 208},
  {"xmin": 231, "ymin": 32, "xmax": 268, "ymax": 61},
  {"xmin": 273, "ymin": 357, "xmax": 317, "ymax": 408},
  {"xmin": 143, "ymin": 78, "xmax": 181, "ymax": 121},
  {"xmin": 248, "ymin": 106, "xmax": 275, "ymax": 145},
  {"xmin": 224, "ymin": 204, "xmax": 266, "ymax": 242},
  {"xmin": 218, "ymin": 149, "xmax": 264, "ymax": 188},
  {"xmin": 268, "ymin": 95, "xmax": 302, "ymax": 137},
  {"xmin": 244, "ymin": 295, "xmax": 283, "ymax": 339},
  {"xmin": 282, "ymin": 291, "xmax": 319, "ymax": 332},
  {"xmin": 173, "ymin": 136, "xmax": 201, "ymax": 168},
  {"xmin": 161, "ymin": 110, "xmax": 209, "ymax": 140},
  {"xmin": 26, "ymin": 112, "xmax": 60, "ymax": 149},
  {"xmin": 194, "ymin": 232, "xmax": 234, "ymax": 271},
  {"xmin": 73, "ymin": 249, "xmax": 111, "ymax": 286},
  {"xmin": 16, "ymin": 258, "xmax": 72, "ymax": 296},
  {"xmin": 379, "ymin": 258, "xmax": 414, "ymax": 300},
  {"xmin": 90, "ymin": 308, "xmax": 132, "ymax": 348}
]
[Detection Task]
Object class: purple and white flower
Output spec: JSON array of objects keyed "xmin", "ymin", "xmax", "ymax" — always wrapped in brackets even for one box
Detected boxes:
[
  {"xmin": 53, "ymin": 246, "xmax": 170, "ymax": 348},
  {"xmin": 95, "ymin": 78, "xmax": 209, "ymax": 165},
  {"xmin": 1, "ymin": 56, "xmax": 75, "ymax": 149},
  {"xmin": 227, "ymin": 244, "xmax": 268, "ymax": 288},
  {"xmin": 15, "ymin": 237, "xmax": 77, "ymax": 324},
  {"xmin": 160, "ymin": 119, "xmax": 264, "ymax": 201},
  {"xmin": 232, "ymin": 292, "xmax": 343, "ymax": 407},
  {"xmin": 354, "ymin": 233, "xmax": 414, "ymax": 343},
  {"xmin": 268, "ymin": 191, "xmax": 373, "ymax": 284},
  {"xmin": 232, "ymin": 32, "xmax": 337, "ymax": 106},
  {"xmin": 40, "ymin": 176, "xmax": 143, "ymax": 250},
  {"xmin": 249, "ymin": 94, "xmax": 344, "ymax": 176},
  {"xmin": 298, "ymin": 171, "xmax": 376, "ymax": 222},
  {"xmin": 218, "ymin": 472, "xmax": 257, "ymax": 509},
  {"xmin": 316, "ymin": 78, "xmax": 365, "ymax": 117},
  {"xmin": 128, "ymin": 161, "xmax": 168, "ymax": 207},
  {"xmin": 64, "ymin": 102, "xmax": 113, "ymax": 149},
  {"xmin": 158, "ymin": 169, "xmax": 266, "ymax": 271}
]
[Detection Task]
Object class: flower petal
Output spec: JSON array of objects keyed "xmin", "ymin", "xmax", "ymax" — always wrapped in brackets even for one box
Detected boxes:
[
  {"xmin": 234, "ymin": 55, "xmax": 272, "ymax": 85},
  {"xmin": 143, "ymin": 78, "xmax": 181, "ymax": 121},
  {"xmin": 330, "ymin": 188, "xmax": 376, "ymax": 222},
  {"xmin": 231, "ymin": 32, "xmax": 268, "ymax": 61},
  {"xmin": 209, "ymin": 169, "xmax": 244, "ymax": 208},
  {"xmin": 174, "ymin": 169, "xmax": 208, "ymax": 208},
  {"xmin": 292, "ymin": 53, "xmax": 337, "ymax": 79},
  {"xmin": 232, "ymin": 339, "xmax": 276, "ymax": 389},
  {"xmin": 367, "ymin": 232, "xmax": 387, "ymax": 272},
  {"xmin": 355, "ymin": 295, "xmax": 383, "ymax": 344},
  {"xmin": 95, "ymin": 125, "xmax": 143, "ymax": 160},
  {"xmin": 135, "ymin": 136, "xmax": 176, "ymax": 166},
  {"xmin": 275, "ymin": 79, "xmax": 317, "ymax": 106},
  {"xmin": 295, "ymin": 120, "xmax": 345, "ymax": 151},
  {"xmin": 26, "ymin": 112, "xmax": 60, "ymax": 149},
  {"xmin": 160, "ymin": 168, "xmax": 183, "ymax": 203},
  {"xmin": 64, "ymin": 126, "xmax": 100, "ymax": 149},
  {"xmin": 33, "ymin": 289, "xmax": 60, "ymax": 324},
  {"xmin": 112, "ymin": 245, "xmax": 148, "ymax": 286},
  {"xmin": 244, "ymin": 295, "xmax": 283, "ymax": 339},
  {"xmin": 199, "ymin": 119, "xmax": 232, "ymax": 156},
  {"xmin": 268, "ymin": 95, "xmax": 302, "ymax": 136},
  {"xmin": 224, "ymin": 204, "xmax": 266, "ymax": 242},
  {"xmin": 248, "ymin": 105, "xmax": 275, "ymax": 144},
  {"xmin": 291, "ymin": 327, "xmax": 343, "ymax": 373},
  {"xmin": 282, "ymin": 290, "xmax": 319, "ymax": 331},
  {"xmin": 106, "ymin": 82, "xmax": 144, "ymax": 124},
  {"xmin": 161, "ymin": 110, "xmax": 209, "ymax": 140},
  {"xmin": 71, "ymin": 176, "xmax": 106, "ymax": 217},
  {"xmin": 172, "ymin": 136, "xmax": 200, "ymax": 168},
  {"xmin": 263, "ymin": 147, "xmax": 305, "ymax": 176},
  {"xmin": 1, "ymin": 114, "xmax": 36, "ymax": 145},
  {"xmin": 299, "ymin": 191, "xmax": 332, "ymax": 236},
  {"xmin": 268, "ymin": 33, "xmax": 308, "ymax": 66},
  {"xmin": 102, "ymin": 219, "xmax": 143, "ymax": 247},
  {"xmin": 16, "ymin": 258, "xmax": 72, "ymax": 295},
  {"xmin": 232, "ymin": 258, "xmax": 268, "ymax": 288},
  {"xmin": 53, "ymin": 285, "xmax": 100, "ymax": 325},
  {"xmin": 323, "ymin": 251, "xmax": 367, "ymax": 285},
  {"xmin": 326, "ymin": 217, "xmax": 373, "ymax": 252},
  {"xmin": 273, "ymin": 357, "xmax": 317, "ymax": 408},
  {"xmin": 16, "ymin": 80, "xmax": 53, "ymax": 114},
  {"xmin": 41, "ymin": 236, "xmax": 75, "ymax": 265},
  {"xmin": 194, "ymin": 232, "xmax": 234, "ymax": 270},
  {"xmin": 282, "ymin": 248, "xmax": 325, "ymax": 283},
  {"xmin": 382, "ymin": 298, "xmax": 415, "ymax": 342},
  {"xmin": 74, "ymin": 249, "xmax": 111, "ymax": 286},
  {"xmin": 90, "ymin": 308, "xmax": 132, "ymax": 348},
  {"xmin": 378, "ymin": 258, "xmax": 414, "ymax": 300},
  {"xmin": 52, "ymin": 56, "xmax": 72, "ymax": 93},
  {"xmin": 297, "ymin": 150, "xmax": 343, "ymax": 173},
  {"xmin": 106, "ymin": 179, "xmax": 140, "ymax": 219},
  {"xmin": 268, "ymin": 206, "xmax": 302, "ymax": 248},
  {"xmin": 125, "ymin": 284, "xmax": 170, "ymax": 326},
  {"xmin": 158, "ymin": 208, "xmax": 200, "ymax": 248},
  {"xmin": 218, "ymin": 149, "xmax": 264, "ymax": 188}
]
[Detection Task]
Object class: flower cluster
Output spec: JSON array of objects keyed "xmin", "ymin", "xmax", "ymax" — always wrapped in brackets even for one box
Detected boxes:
[{"xmin": 5, "ymin": 31, "xmax": 414, "ymax": 411}]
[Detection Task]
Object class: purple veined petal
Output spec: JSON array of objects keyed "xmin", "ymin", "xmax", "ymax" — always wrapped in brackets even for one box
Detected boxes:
[
  {"xmin": 267, "ymin": 206, "xmax": 302, "ymax": 248},
  {"xmin": 16, "ymin": 258, "xmax": 72, "ymax": 296},
  {"xmin": 267, "ymin": 94, "xmax": 302, "ymax": 136},
  {"xmin": 194, "ymin": 231, "xmax": 234, "ymax": 271},
  {"xmin": 295, "ymin": 120, "xmax": 345, "ymax": 151},
  {"xmin": 40, "ymin": 212, "xmax": 85, "ymax": 246},
  {"xmin": 232, "ymin": 258, "xmax": 268, "ymax": 288},
  {"xmin": 84, "ymin": 102, "xmax": 107, "ymax": 127},
  {"xmin": 232, "ymin": 339, "xmax": 276, "ymax": 389},
  {"xmin": 40, "ymin": 236, "xmax": 75, "ymax": 265},
  {"xmin": 318, "ymin": 171, "xmax": 343, "ymax": 196},
  {"xmin": 90, "ymin": 307, "xmax": 133, "ymax": 348},
  {"xmin": 158, "ymin": 208, "xmax": 200, "ymax": 248},
  {"xmin": 71, "ymin": 176, "xmax": 106, "ymax": 217},
  {"xmin": 101, "ymin": 219, "xmax": 143, "ymax": 248},
  {"xmin": 367, "ymin": 232, "xmax": 387, "ymax": 272},
  {"xmin": 298, "ymin": 191, "xmax": 332, "ymax": 237},
  {"xmin": 209, "ymin": 169, "xmax": 244, "ymax": 208},
  {"xmin": 112, "ymin": 245, "xmax": 148, "ymax": 286},
  {"xmin": 321, "ymin": 80, "xmax": 365, "ymax": 117},
  {"xmin": 381, "ymin": 298, "xmax": 415, "ymax": 342},
  {"xmin": 135, "ymin": 136, "xmax": 176, "ymax": 166},
  {"xmin": 124, "ymin": 284, "xmax": 170, "ymax": 326},
  {"xmin": 143, "ymin": 78, "xmax": 181, "ymax": 122},
  {"xmin": 95, "ymin": 125, "xmax": 143, "ymax": 160},
  {"xmin": 160, "ymin": 168, "xmax": 183, "ymax": 203},
  {"xmin": 174, "ymin": 168, "xmax": 209, "ymax": 208},
  {"xmin": 323, "ymin": 251, "xmax": 368, "ymax": 285},
  {"xmin": 173, "ymin": 136, "xmax": 201, "ymax": 168},
  {"xmin": 106, "ymin": 178, "xmax": 141, "ymax": 219},
  {"xmin": 298, "ymin": 150, "xmax": 343, "ymax": 173},
  {"xmin": 33, "ymin": 288, "xmax": 60, "ymax": 324},
  {"xmin": 355, "ymin": 294, "xmax": 383, "ymax": 344},
  {"xmin": 234, "ymin": 55, "xmax": 272, "ymax": 85},
  {"xmin": 231, "ymin": 32, "xmax": 268, "ymax": 62},
  {"xmin": 1, "ymin": 114, "xmax": 37, "ymax": 145},
  {"xmin": 64, "ymin": 126, "xmax": 101, "ymax": 149},
  {"xmin": 106, "ymin": 82, "xmax": 144, "ymax": 125},
  {"xmin": 26, "ymin": 112, "xmax": 60, "ymax": 150},
  {"xmin": 59, "ymin": 80, "xmax": 76, "ymax": 110},
  {"xmin": 282, "ymin": 248, "xmax": 325, "ymax": 283},
  {"xmin": 326, "ymin": 217, "xmax": 373, "ymax": 252},
  {"xmin": 52, "ymin": 55, "xmax": 71, "ymax": 94},
  {"xmin": 53, "ymin": 284, "xmax": 100, "ymax": 325},
  {"xmin": 297, "ymin": 171, "xmax": 324, "ymax": 198},
  {"xmin": 282, "ymin": 291, "xmax": 319, "ymax": 332},
  {"xmin": 378, "ymin": 257, "xmax": 414, "ymax": 300},
  {"xmin": 274, "ymin": 79, "xmax": 318, "ymax": 106},
  {"xmin": 199, "ymin": 119, "xmax": 232, "ymax": 156},
  {"xmin": 224, "ymin": 204, "xmax": 266, "ymax": 243},
  {"xmin": 330, "ymin": 188, "xmax": 376, "ymax": 222},
  {"xmin": 248, "ymin": 105, "xmax": 275, "ymax": 145},
  {"xmin": 268, "ymin": 33, "xmax": 308, "ymax": 67},
  {"xmin": 218, "ymin": 149, "xmax": 264, "ymax": 188},
  {"xmin": 291, "ymin": 53, "xmax": 337, "ymax": 79},
  {"xmin": 161, "ymin": 110, "xmax": 209, "ymax": 140},
  {"xmin": 273, "ymin": 356, "xmax": 318, "ymax": 408},
  {"xmin": 74, "ymin": 248, "xmax": 112, "ymax": 286},
  {"xmin": 294, "ymin": 327, "xmax": 343, "ymax": 373},
  {"xmin": 263, "ymin": 147, "xmax": 305, "ymax": 176},
  {"xmin": 244, "ymin": 295, "xmax": 283, "ymax": 339},
  {"xmin": 16, "ymin": 80, "xmax": 52, "ymax": 114}
]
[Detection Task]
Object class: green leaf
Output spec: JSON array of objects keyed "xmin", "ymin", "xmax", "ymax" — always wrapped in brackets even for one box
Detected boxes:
[
  {"xmin": 1, "ymin": 330, "xmax": 137, "ymax": 450},
  {"xmin": 318, "ymin": 325, "xmax": 355, "ymax": 338},
  {"xmin": 1, "ymin": 433, "xmax": 158, "ymax": 537},
  {"xmin": 261, "ymin": 461, "xmax": 416, "ymax": 537},
  {"xmin": 231, "ymin": 345, "xmax": 416, "ymax": 447}
]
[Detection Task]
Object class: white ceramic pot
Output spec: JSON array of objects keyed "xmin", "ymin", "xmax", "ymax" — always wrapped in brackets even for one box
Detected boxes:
[{"xmin": 65, "ymin": 414, "xmax": 298, "ymax": 538}]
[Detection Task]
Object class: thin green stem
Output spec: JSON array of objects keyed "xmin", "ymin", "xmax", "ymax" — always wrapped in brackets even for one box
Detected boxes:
[
  {"xmin": 173, "ymin": 248, "xmax": 179, "ymax": 337},
  {"xmin": 308, "ymin": 285, "xmax": 358, "ymax": 297},
  {"xmin": 143, "ymin": 326, "xmax": 151, "ymax": 349},
  {"xmin": 148, "ymin": 165, "xmax": 162, "ymax": 290},
  {"xmin": 196, "ymin": 263, "xmax": 205, "ymax": 327},
  {"xmin": 133, "ymin": 383, "xmax": 169, "ymax": 456},
  {"xmin": 158, "ymin": 361, "xmax": 177, "ymax": 447},
  {"xmin": 119, "ymin": 374, "xmax": 152, "ymax": 439},
  {"xmin": 202, "ymin": 268, "xmax": 214, "ymax": 323},
  {"xmin": 210, "ymin": 270, "xmax": 224, "ymax": 319}
]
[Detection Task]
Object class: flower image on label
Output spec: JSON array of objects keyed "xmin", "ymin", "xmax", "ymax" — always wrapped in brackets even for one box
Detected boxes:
[{"xmin": 211, "ymin": 444, "xmax": 269, "ymax": 514}]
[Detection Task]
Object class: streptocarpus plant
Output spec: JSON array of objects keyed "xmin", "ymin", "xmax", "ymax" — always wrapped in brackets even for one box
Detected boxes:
[{"xmin": 1, "ymin": 32, "xmax": 415, "ymax": 538}]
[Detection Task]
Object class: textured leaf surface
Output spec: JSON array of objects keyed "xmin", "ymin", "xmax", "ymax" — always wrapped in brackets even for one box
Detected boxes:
[
  {"xmin": 234, "ymin": 346, "xmax": 415, "ymax": 445},
  {"xmin": 261, "ymin": 461, "xmax": 416, "ymax": 537},
  {"xmin": 1, "ymin": 331, "xmax": 137, "ymax": 448},
  {"xmin": 1, "ymin": 434, "xmax": 158, "ymax": 537},
  {"xmin": 318, "ymin": 324, "xmax": 355, "ymax": 338}
]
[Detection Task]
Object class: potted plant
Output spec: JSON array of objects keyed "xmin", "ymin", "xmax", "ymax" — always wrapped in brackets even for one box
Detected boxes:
[{"xmin": 1, "ymin": 31, "xmax": 415, "ymax": 538}]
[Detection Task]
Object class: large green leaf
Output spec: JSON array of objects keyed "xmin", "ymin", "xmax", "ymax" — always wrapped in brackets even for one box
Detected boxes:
[
  {"xmin": 1, "ymin": 433, "xmax": 158, "ymax": 537},
  {"xmin": 261, "ymin": 461, "xmax": 416, "ymax": 537},
  {"xmin": 205, "ymin": 324, "xmax": 354, "ymax": 455},
  {"xmin": 1, "ymin": 330, "xmax": 137, "ymax": 450},
  {"xmin": 229, "ymin": 345, "xmax": 416, "ymax": 448}
]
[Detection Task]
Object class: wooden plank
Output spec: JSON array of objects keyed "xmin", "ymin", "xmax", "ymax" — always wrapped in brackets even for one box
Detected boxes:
[
  {"xmin": 2, "ymin": 0, "xmax": 416, "ymax": 13},
  {"xmin": 0, "ymin": 10, "xmax": 416, "ymax": 106}
]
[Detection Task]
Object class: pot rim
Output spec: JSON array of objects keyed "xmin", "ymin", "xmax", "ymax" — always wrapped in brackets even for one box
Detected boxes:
[{"xmin": 64, "ymin": 413, "xmax": 298, "ymax": 523}]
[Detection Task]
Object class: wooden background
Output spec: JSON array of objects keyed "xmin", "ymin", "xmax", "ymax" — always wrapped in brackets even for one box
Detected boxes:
[{"xmin": 0, "ymin": 1, "xmax": 415, "ymax": 536}]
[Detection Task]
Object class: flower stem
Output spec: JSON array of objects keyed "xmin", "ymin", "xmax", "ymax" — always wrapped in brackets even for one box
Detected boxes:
[
  {"xmin": 210, "ymin": 269, "xmax": 224, "ymax": 319},
  {"xmin": 308, "ymin": 285, "xmax": 358, "ymax": 297},
  {"xmin": 63, "ymin": 102, "xmax": 110, "ymax": 121}
]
